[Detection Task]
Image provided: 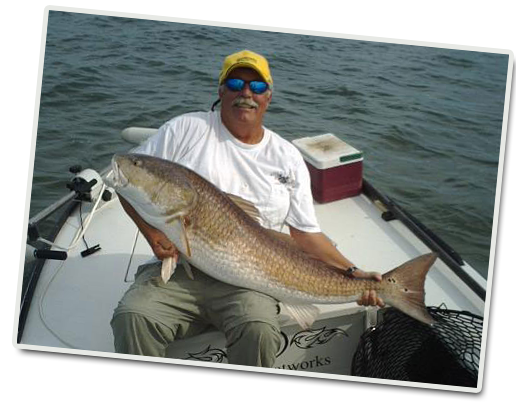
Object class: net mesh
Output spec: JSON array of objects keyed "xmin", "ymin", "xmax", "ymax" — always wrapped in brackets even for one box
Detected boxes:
[{"xmin": 351, "ymin": 306, "xmax": 483, "ymax": 387}]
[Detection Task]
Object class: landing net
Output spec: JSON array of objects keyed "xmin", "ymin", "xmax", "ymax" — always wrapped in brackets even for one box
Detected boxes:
[{"xmin": 352, "ymin": 306, "xmax": 483, "ymax": 387}]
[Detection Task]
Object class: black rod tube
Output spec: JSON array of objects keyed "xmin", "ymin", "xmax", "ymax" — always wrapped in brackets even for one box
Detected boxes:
[{"xmin": 33, "ymin": 249, "xmax": 68, "ymax": 260}]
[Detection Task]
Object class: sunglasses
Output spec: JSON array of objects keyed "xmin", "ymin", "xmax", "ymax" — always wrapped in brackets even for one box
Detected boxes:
[{"xmin": 225, "ymin": 78, "xmax": 269, "ymax": 94}]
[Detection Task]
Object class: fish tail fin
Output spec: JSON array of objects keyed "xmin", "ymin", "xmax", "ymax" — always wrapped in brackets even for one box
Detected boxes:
[{"xmin": 381, "ymin": 253, "xmax": 438, "ymax": 325}]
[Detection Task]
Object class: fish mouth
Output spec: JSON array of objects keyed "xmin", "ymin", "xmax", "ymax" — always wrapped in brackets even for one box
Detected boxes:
[{"xmin": 106, "ymin": 154, "xmax": 128, "ymax": 188}]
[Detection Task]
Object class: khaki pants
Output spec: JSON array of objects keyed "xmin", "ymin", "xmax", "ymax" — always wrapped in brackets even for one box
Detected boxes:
[{"xmin": 111, "ymin": 262, "xmax": 281, "ymax": 367}]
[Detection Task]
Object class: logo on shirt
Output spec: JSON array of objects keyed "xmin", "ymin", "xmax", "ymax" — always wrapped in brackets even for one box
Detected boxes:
[{"xmin": 272, "ymin": 172, "xmax": 295, "ymax": 189}]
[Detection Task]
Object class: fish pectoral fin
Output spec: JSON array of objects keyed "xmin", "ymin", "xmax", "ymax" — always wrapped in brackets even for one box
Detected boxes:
[
  {"xmin": 226, "ymin": 193, "xmax": 261, "ymax": 223},
  {"xmin": 167, "ymin": 218, "xmax": 192, "ymax": 258},
  {"xmin": 180, "ymin": 216, "xmax": 192, "ymax": 258},
  {"xmin": 161, "ymin": 256, "xmax": 177, "ymax": 284},
  {"xmin": 280, "ymin": 303, "xmax": 320, "ymax": 330}
]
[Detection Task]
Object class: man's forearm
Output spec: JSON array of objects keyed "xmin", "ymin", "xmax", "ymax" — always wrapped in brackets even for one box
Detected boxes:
[
  {"xmin": 289, "ymin": 228, "xmax": 354, "ymax": 270},
  {"xmin": 289, "ymin": 226, "xmax": 382, "ymax": 291}
]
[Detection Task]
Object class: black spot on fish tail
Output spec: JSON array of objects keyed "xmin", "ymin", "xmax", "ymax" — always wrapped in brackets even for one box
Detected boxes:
[{"xmin": 381, "ymin": 253, "xmax": 438, "ymax": 325}]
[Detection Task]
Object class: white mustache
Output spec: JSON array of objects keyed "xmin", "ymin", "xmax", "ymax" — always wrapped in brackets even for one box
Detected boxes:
[{"xmin": 232, "ymin": 97, "xmax": 258, "ymax": 109}]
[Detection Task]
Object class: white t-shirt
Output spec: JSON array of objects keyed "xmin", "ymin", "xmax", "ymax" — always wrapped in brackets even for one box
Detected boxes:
[{"xmin": 134, "ymin": 111, "xmax": 320, "ymax": 233}]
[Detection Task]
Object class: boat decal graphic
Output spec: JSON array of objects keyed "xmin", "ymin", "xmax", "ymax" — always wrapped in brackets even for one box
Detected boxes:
[
  {"xmin": 291, "ymin": 327, "xmax": 349, "ymax": 349},
  {"xmin": 183, "ymin": 345, "xmax": 227, "ymax": 363}
]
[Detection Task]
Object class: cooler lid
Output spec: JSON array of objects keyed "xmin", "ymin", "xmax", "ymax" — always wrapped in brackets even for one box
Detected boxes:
[{"xmin": 292, "ymin": 133, "xmax": 363, "ymax": 170}]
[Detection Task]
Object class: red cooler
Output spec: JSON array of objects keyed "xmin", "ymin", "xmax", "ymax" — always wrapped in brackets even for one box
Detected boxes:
[{"xmin": 293, "ymin": 134, "xmax": 363, "ymax": 203}]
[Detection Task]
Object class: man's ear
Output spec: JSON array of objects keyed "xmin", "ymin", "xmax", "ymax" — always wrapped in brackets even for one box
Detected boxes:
[{"xmin": 265, "ymin": 90, "xmax": 272, "ymax": 107}]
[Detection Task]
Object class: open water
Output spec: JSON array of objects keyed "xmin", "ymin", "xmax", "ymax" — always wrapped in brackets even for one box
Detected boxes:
[{"xmin": 30, "ymin": 10, "xmax": 510, "ymax": 278}]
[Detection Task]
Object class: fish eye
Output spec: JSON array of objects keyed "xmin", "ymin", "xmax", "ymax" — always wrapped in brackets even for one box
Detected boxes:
[{"xmin": 132, "ymin": 159, "xmax": 142, "ymax": 167}]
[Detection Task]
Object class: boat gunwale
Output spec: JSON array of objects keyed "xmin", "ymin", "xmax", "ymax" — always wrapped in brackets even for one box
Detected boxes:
[{"xmin": 18, "ymin": 198, "xmax": 80, "ymax": 343}]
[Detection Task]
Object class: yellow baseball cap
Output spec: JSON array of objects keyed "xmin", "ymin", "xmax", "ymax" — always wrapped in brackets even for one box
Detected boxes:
[{"xmin": 218, "ymin": 50, "xmax": 273, "ymax": 86}]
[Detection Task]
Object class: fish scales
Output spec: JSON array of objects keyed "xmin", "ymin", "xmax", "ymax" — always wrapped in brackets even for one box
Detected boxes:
[
  {"xmin": 189, "ymin": 177, "xmax": 363, "ymax": 299},
  {"xmin": 111, "ymin": 154, "xmax": 438, "ymax": 325},
  {"xmin": 191, "ymin": 174, "xmax": 359, "ymax": 294}
]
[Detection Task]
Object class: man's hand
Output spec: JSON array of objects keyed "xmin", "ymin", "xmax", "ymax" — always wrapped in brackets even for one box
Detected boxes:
[
  {"xmin": 145, "ymin": 227, "xmax": 179, "ymax": 261},
  {"xmin": 353, "ymin": 269, "xmax": 385, "ymax": 307}
]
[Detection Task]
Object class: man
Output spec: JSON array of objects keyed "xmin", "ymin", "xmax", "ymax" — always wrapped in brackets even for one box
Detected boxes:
[{"xmin": 111, "ymin": 50, "xmax": 384, "ymax": 367}]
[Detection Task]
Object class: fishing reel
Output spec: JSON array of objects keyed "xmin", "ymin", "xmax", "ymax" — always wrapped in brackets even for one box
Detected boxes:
[{"xmin": 66, "ymin": 165, "xmax": 104, "ymax": 202}]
